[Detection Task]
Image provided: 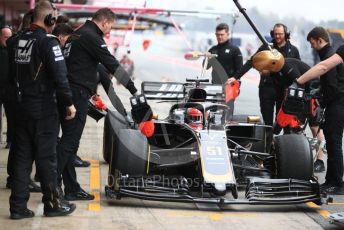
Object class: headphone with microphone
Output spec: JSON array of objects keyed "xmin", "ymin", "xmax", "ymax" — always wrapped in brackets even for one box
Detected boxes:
[
  {"xmin": 270, "ymin": 23, "xmax": 290, "ymax": 40},
  {"xmin": 43, "ymin": 2, "xmax": 57, "ymax": 27},
  {"xmin": 44, "ymin": 13, "xmax": 57, "ymax": 27},
  {"xmin": 0, "ymin": 24, "xmax": 12, "ymax": 31}
]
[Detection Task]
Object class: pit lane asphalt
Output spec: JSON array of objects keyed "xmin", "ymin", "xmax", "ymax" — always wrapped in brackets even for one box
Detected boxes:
[{"xmin": 0, "ymin": 48, "xmax": 343, "ymax": 229}]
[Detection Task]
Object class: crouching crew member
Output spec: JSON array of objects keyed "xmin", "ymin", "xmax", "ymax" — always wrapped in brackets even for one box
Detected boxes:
[
  {"xmin": 7, "ymin": 1, "xmax": 76, "ymax": 219},
  {"xmin": 227, "ymin": 23, "xmax": 300, "ymax": 126}
]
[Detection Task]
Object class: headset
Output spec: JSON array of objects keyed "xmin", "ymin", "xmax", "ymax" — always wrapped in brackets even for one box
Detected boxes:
[
  {"xmin": 0, "ymin": 24, "xmax": 12, "ymax": 31},
  {"xmin": 270, "ymin": 23, "xmax": 290, "ymax": 40},
  {"xmin": 44, "ymin": 14, "xmax": 57, "ymax": 27},
  {"xmin": 43, "ymin": 2, "xmax": 57, "ymax": 27}
]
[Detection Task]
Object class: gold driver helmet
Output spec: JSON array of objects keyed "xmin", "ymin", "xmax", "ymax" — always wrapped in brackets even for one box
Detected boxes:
[{"xmin": 252, "ymin": 49, "xmax": 285, "ymax": 72}]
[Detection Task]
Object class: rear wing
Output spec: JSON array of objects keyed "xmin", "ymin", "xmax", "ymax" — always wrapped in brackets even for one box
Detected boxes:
[
  {"xmin": 141, "ymin": 81, "xmax": 224, "ymax": 102},
  {"xmin": 142, "ymin": 82, "xmax": 185, "ymax": 101},
  {"xmin": 186, "ymin": 83, "xmax": 224, "ymax": 102}
]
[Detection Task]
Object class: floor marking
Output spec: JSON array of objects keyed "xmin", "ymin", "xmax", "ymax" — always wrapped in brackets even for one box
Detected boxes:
[
  {"xmin": 168, "ymin": 210, "xmax": 258, "ymax": 221},
  {"xmin": 306, "ymin": 202, "xmax": 330, "ymax": 218},
  {"xmin": 328, "ymin": 202, "xmax": 344, "ymax": 205},
  {"xmin": 89, "ymin": 159, "xmax": 101, "ymax": 211}
]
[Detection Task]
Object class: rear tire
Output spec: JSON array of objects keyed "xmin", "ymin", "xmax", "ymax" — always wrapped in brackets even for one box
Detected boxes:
[{"xmin": 274, "ymin": 134, "xmax": 313, "ymax": 180}]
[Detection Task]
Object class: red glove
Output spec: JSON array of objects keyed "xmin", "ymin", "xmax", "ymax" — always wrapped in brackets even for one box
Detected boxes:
[
  {"xmin": 139, "ymin": 120, "xmax": 155, "ymax": 137},
  {"xmin": 91, "ymin": 95, "xmax": 107, "ymax": 110},
  {"xmin": 225, "ymin": 80, "xmax": 240, "ymax": 103}
]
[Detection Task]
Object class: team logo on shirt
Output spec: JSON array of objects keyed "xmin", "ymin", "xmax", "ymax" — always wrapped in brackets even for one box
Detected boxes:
[
  {"xmin": 225, "ymin": 49, "xmax": 230, "ymax": 53},
  {"xmin": 53, "ymin": 45, "xmax": 64, "ymax": 61},
  {"xmin": 15, "ymin": 39, "xmax": 36, "ymax": 64},
  {"xmin": 63, "ymin": 42, "xmax": 72, "ymax": 58}
]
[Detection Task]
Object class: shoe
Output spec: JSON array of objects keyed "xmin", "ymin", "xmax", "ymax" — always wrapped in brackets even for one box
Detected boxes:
[
  {"xmin": 5, "ymin": 142, "xmax": 11, "ymax": 149},
  {"xmin": 314, "ymin": 160, "xmax": 325, "ymax": 173},
  {"xmin": 320, "ymin": 181, "xmax": 333, "ymax": 189},
  {"xmin": 322, "ymin": 185, "xmax": 344, "ymax": 195},
  {"xmin": 74, "ymin": 156, "xmax": 90, "ymax": 167},
  {"xmin": 29, "ymin": 180, "xmax": 41, "ymax": 193},
  {"xmin": 64, "ymin": 188, "xmax": 95, "ymax": 201},
  {"xmin": 44, "ymin": 198, "xmax": 76, "ymax": 217},
  {"xmin": 10, "ymin": 208, "xmax": 35, "ymax": 220}
]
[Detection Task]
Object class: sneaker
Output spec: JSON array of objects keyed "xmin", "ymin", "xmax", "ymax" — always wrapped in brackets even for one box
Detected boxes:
[
  {"xmin": 64, "ymin": 188, "xmax": 95, "ymax": 201},
  {"xmin": 44, "ymin": 198, "xmax": 76, "ymax": 217},
  {"xmin": 10, "ymin": 208, "xmax": 35, "ymax": 220},
  {"xmin": 322, "ymin": 185, "xmax": 344, "ymax": 195},
  {"xmin": 320, "ymin": 181, "xmax": 333, "ymax": 190},
  {"xmin": 74, "ymin": 156, "xmax": 90, "ymax": 167},
  {"xmin": 320, "ymin": 182, "xmax": 333, "ymax": 194},
  {"xmin": 314, "ymin": 160, "xmax": 325, "ymax": 173}
]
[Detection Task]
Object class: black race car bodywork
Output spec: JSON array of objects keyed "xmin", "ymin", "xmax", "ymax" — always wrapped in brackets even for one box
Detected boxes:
[{"xmin": 103, "ymin": 81, "xmax": 322, "ymax": 205}]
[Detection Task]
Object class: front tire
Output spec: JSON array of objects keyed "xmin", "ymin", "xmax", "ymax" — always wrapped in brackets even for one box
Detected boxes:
[{"xmin": 274, "ymin": 134, "xmax": 313, "ymax": 180}]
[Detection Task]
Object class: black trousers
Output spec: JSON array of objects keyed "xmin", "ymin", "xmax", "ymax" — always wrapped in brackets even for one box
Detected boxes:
[
  {"xmin": 0, "ymin": 86, "xmax": 15, "ymax": 143},
  {"xmin": 9, "ymin": 115, "xmax": 59, "ymax": 213},
  {"xmin": 258, "ymin": 85, "xmax": 284, "ymax": 126},
  {"xmin": 6, "ymin": 146, "xmax": 14, "ymax": 186},
  {"xmin": 3, "ymin": 101, "xmax": 15, "ymax": 143},
  {"xmin": 323, "ymin": 100, "xmax": 344, "ymax": 186},
  {"xmin": 2, "ymin": 86, "xmax": 21, "ymax": 186},
  {"xmin": 57, "ymin": 85, "xmax": 89, "ymax": 193},
  {"xmin": 5, "ymin": 103, "xmax": 16, "ymax": 186}
]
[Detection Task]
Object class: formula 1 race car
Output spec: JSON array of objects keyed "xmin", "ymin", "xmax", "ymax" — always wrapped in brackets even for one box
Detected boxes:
[
  {"xmin": 102, "ymin": 75, "xmax": 322, "ymax": 205},
  {"xmin": 100, "ymin": 0, "xmax": 322, "ymax": 206}
]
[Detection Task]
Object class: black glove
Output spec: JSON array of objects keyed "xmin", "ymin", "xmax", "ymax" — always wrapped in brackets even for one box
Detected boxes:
[
  {"xmin": 282, "ymin": 79, "xmax": 306, "ymax": 115},
  {"xmin": 130, "ymin": 94, "xmax": 153, "ymax": 123}
]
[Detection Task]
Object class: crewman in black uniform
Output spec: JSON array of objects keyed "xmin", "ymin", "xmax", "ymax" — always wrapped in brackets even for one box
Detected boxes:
[
  {"xmin": 52, "ymin": 23, "xmax": 91, "ymax": 168},
  {"xmin": 6, "ymin": 9, "xmax": 42, "ymax": 193},
  {"xmin": 207, "ymin": 23, "xmax": 243, "ymax": 85},
  {"xmin": 272, "ymin": 58, "xmax": 309, "ymax": 87},
  {"xmin": 7, "ymin": 1, "xmax": 76, "ymax": 219},
  {"xmin": 298, "ymin": 30, "xmax": 344, "ymax": 195},
  {"xmin": 306, "ymin": 27, "xmax": 332, "ymax": 173},
  {"xmin": 52, "ymin": 23, "xmax": 128, "ymax": 197},
  {"xmin": 237, "ymin": 50, "xmax": 312, "ymax": 124},
  {"xmin": 57, "ymin": 8, "xmax": 151, "ymax": 201},
  {"xmin": 228, "ymin": 23, "xmax": 300, "ymax": 126},
  {"xmin": 206, "ymin": 23, "xmax": 242, "ymax": 115}
]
